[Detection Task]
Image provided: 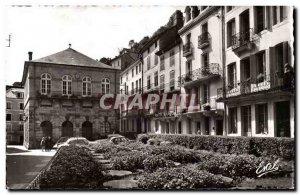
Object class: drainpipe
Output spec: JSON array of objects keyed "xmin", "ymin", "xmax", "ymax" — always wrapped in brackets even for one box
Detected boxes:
[{"xmin": 221, "ymin": 7, "xmax": 227, "ymax": 136}]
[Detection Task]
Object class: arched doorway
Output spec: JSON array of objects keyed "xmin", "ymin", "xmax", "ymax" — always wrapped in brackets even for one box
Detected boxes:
[
  {"xmin": 62, "ymin": 121, "xmax": 73, "ymax": 137},
  {"xmin": 82, "ymin": 121, "xmax": 93, "ymax": 140},
  {"xmin": 41, "ymin": 121, "xmax": 53, "ymax": 137}
]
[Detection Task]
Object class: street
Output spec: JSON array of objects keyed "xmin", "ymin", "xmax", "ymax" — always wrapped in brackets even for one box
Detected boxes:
[{"xmin": 6, "ymin": 145, "xmax": 56, "ymax": 190}]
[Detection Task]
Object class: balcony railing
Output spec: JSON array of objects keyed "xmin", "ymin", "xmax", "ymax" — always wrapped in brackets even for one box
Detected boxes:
[
  {"xmin": 198, "ymin": 32, "xmax": 210, "ymax": 49},
  {"xmin": 225, "ymin": 73, "xmax": 294, "ymax": 98},
  {"xmin": 231, "ymin": 28, "xmax": 254, "ymax": 51},
  {"xmin": 182, "ymin": 97, "xmax": 224, "ymax": 114},
  {"xmin": 183, "ymin": 42, "xmax": 193, "ymax": 57},
  {"xmin": 178, "ymin": 63, "xmax": 221, "ymax": 86}
]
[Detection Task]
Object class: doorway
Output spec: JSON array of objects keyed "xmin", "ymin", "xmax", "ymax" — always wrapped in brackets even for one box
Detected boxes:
[
  {"xmin": 82, "ymin": 121, "xmax": 93, "ymax": 140},
  {"xmin": 216, "ymin": 120, "xmax": 223, "ymax": 135},
  {"xmin": 275, "ymin": 101, "xmax": 290, "ymax": 137}
]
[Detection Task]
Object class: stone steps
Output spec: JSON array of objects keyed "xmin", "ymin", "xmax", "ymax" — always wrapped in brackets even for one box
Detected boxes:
[{"xmin": 102, "ymin": 180, "xmax": 138, "ymax": 189}]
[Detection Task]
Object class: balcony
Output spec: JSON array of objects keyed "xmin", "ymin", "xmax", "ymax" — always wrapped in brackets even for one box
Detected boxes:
[
  {"xmin": 231, "ymin": 28, "xmax": 254, "ymax": 54},
  {"xmin": 183, "ymin": 97, "xmax": 224, "ymax": 117},
  {"xmin": 198, "ymin": 32, "xmax": 210, "ymax": 49},
  {"xmin": 178, "ymin": 63, "xmax": 221, "ymax": 87},
  {"xmin": 183, "ymin": 42, "xmax": 193, "ymax": 57},
  {"xmin": 225, "ymin": 73, "xmax": 294, "ymax": 99}
]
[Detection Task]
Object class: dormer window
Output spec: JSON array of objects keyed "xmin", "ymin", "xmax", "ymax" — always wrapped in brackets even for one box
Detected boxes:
[{"xmin": 185, "ymin": 7, "xmax": 192, "ymax": 22}]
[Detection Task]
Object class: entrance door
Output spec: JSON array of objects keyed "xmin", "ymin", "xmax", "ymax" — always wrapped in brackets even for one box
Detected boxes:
[
  {"xmin": 276, "ymin": 101, "xmax": 290, "ymax": 137},
  {"xmin": 62, "ymin": 121, "xmax": 73, "ymax": 137},
  {"xmin": 216, "ymin": 120, "xmax": 223, "ymax": 135},
  {"xmin": 82, "ymin": 121, "xmax": 93, "ymax": 140},
  {"xmin": 241, "ymin": 106, "xmax": 251, "ymax": 136},
  {"xmin": 204, "ymin": 117, "xmax": 210, "ymax": 135}
]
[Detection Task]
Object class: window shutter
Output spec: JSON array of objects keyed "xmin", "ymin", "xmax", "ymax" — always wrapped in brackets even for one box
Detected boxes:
[
  {"xmin": 250, "ymin": 55, "xmax": 256, "ymax": 84},
  {"xmin": 269, "ymin": 46, "xmax": 276, "ymax": 87}
]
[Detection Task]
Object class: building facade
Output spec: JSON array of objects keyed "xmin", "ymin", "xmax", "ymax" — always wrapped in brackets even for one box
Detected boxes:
[
  {"xmin": 21, "ymin": 47, "xmax": 120, "ymax": 149},
  {"xmin": 118, "ymin": 6, "xmax": 294, "ymax": 138},
  {"xmin": 6, "ymin": 84, "xmax": 24, "ymax": 145},
  {"xmin": 221, "ymin": 6, "xmax": 294, "ymax": 137}
]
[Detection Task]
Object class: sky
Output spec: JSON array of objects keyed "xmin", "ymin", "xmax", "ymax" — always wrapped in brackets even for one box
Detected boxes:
[{"xmin": 3, "ymin": 5, "xmax": 184, "ymax": 85}]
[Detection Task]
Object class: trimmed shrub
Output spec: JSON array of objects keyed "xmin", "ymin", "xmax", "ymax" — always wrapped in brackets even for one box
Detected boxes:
[
  {"xmin": 137, "ymin": 167, "xmax": 234, "ymax": 189},
  {"xmin": 138, "ymin": 134, "xmax": 294, "ymax": 160},
  {"xmin": 40, "ymin": 146, "xmax": 103, "ymax": 189},
  {"xmin": 143, "ymin": 155, "xmax": 175, "ymax": 172},
  {"xmin": 137, "ymin": 134, "xmax": 150, "ymax": 144},
  {"xmin": 111, "ymin": 151, "xmax": 148, "ymax": 171}
]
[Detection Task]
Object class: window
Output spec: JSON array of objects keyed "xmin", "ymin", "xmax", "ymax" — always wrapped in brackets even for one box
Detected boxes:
[
  {"xmin": 242, "ymin": 106, "xmax": 251, "ymax": 135},
  {"xmin": 6, "ymin": 124, "xmax": 12, "ymax": 132},
  {"xmin": 19, "ymin": 114, "xmax": 23, "ymax": 121},
  {"xmin": 139, "ymin": 63, "xmax": 142, "ymax": 73},
  {"xmin": 170, "ymin": 70, "xmax": 175, "ymax": 90},
  {"xmin": 154, "ymin": 55, "xmax": 158, "ymax": 65},
  {"xmin": 6, "ymin": 102, "xmax": 12, "ymax": 109},
  {"xmin": 273, "ymin": 6, "xmax": 278, "ymax": 25},
  {"xmin": 131, "ymin": 82, "xmax": 134, "ymax": 93},
  {"xmin": 228, "ymin": 63, "xmax": 237, "ymax": 89},
  {"xmin": 227, "ymin": 6, "xmax": 233, "ymax": 12},
  {"xmin": 154, "ymin": 71, "xmax": 158, "ymax": 86},
  {"xmin": 147, "ymin": 75, "xmax": 151, "ymax": 90},
  {"xmin": 101, "ymin": 78, "xmax": 110, "ymax": 94},
  {"xmin": 186, "ymin": 61, "xmax": 192, "ymax": 75},
  {"xmin": 256, "ymin": 104, "xmax": 268, "ymax": 134},
  {"xmin": 62, "ymin": 75, "xmax": 72, "ymax": 96},
  {"xmin": 203, "ymin": 84, "xmax": 209, "ymax": 104},
  {"xmin": 256, "ymin": 51, "xmax": 266, "ymax": 82},
  {"xmin": 19, "ymin": 103, "xmax": 24, "ymax": 110},
  {"xmin": 120, "ymin": 76, "xmax": 122, "ymax": 84},
  {"xmin": 136, "ymin": 65, "xmax": 138, "ymax": 75},
  {"xmin": 186, "ymin": 33, "xmax": 191, "ymax": 44},
  {"xmin": 227, "ymin": 19, "xmax": 236, "ymax": 47},
  {"xmin": 139, "ymin": 79, "xmax": 141, "ymax": 90},
  {"xmin": 202, "ymin": 53, "xmax": 209, "ymax": 71},
  {"xmin": 126, "ymin": 72, "xmax": 128, "ymax": 81},
  {"xmin": 185, "ymin": 7, "xmax": 191, "ymax": 22},
  {"xmin": 160, "ymin": 75, "xmax": 165, "ymax": 91},
  {"xmin": 229, "ymin": 107, "xmax": 237, "ymax": 134},
  {"xmin": 280, "ymin": 6, "xmax": 287, "ymax": 22},
  {"xmin": 255, "ymin": 6, "xmax": 265, "ymax": 34},
  {"xmin": 160, "ymin": 56, "xmax": 165, "ymax": 71},
  {"xmin": 17, "ymin": 92, "xmax": 24, "ymax": 98},
  {"xmin": 132, "ymin": 68, "xmax": 134, "ymax": 77},
  {"xmin": 19, "ymin": 124, "xmax": 24, "ymax": 131},
  {"xmin": 41, "ymin": 73, "xmax": 51, "ymax": 95},
  {"xmin": 82, "ymin": 77, "xmax": 92, "ymax": 96},
  {"xmin": 170, "ymin": 50, "xmax": 175, "ymax": 66},
  {"xmin": 136, "ymin": 80, "xmax": 138, "ymax": 92},
  {"xmin": 6, "ymin": 114, "xmax": 12, "ymax": 121},
  {"xmin": 147, "ymin": 56, "xmax": 151, "ymax": 70}
]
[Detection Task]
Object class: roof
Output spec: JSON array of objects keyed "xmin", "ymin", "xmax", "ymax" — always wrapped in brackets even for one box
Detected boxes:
[{"xmin": 32, "ymin": 47, "xmax": 117, "ymax": 69}]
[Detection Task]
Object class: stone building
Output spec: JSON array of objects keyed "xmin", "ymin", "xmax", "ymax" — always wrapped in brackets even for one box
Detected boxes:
[
  {"xmin": 21, "ymin": 46, "xmax": 120, "ymax": 149},
  {"xmin": 6, "ymin": 83, "xmax": 24, "ymax": 145}
]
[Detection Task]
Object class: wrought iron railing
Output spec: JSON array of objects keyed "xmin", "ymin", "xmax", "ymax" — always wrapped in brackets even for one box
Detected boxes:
[
  {"xmin": 183, "ymin": 42, "xmax": 192, "ymax": 56},
  {"xmin": 225, "ymin": 73, "xmax": 294, "ymax": 98},
  {"xmin": 178, "ymin": 63, "xmax": 221, "ymax": 86},
  {"xmin": 231, "ymin": 28, "xmax": 253, "ymax": 50},
  {"xmin": 182, "ymin": 97, "xmax": 223, "ymax": 113},
  {"xmin": 198, "ymin": 32, "xmax": 210, "ymax": 48}
]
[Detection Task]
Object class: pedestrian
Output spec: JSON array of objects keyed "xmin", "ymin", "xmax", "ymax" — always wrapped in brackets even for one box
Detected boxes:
[
  {"xmin": 197, "ymin": 128, "xmax": 201, "ymax": 135},
  {"xmin": 45, "ymin": 136, "xmax": 49, "ymax": 152},
  {"xmin": 41, "ymin": 137, "xmax": 45, "ymax": 152},
  {"xmin": 48, "ymin": 136, "xmax": 52, "ymax": 151}
]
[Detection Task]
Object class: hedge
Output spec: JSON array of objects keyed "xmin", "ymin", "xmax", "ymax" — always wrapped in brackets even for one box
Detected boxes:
[{"xmin": 137, "ymin": 134, "xmax": 294, "ymax": 160}]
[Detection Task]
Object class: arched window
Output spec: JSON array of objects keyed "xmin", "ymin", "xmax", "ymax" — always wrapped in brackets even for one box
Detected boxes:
[
  {"xmin": 82, "ymin": 77, "xmax": 92, "ymax": 96},
  {"xmin": 101, "ymin": 78, "xmax": 110, "ymax": 94},
  {"xmin": 62, "ymin": 75, "xmax": 72, "ymax": 96},
  {"xmin": 41, "ymin": 73, "xmax": 51, "ymax": 95}
]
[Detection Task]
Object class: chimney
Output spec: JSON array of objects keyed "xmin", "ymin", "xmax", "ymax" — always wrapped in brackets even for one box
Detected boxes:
[{"xmin": 28, "ymin": 51, "xmax": 33, "ymax": 61}]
